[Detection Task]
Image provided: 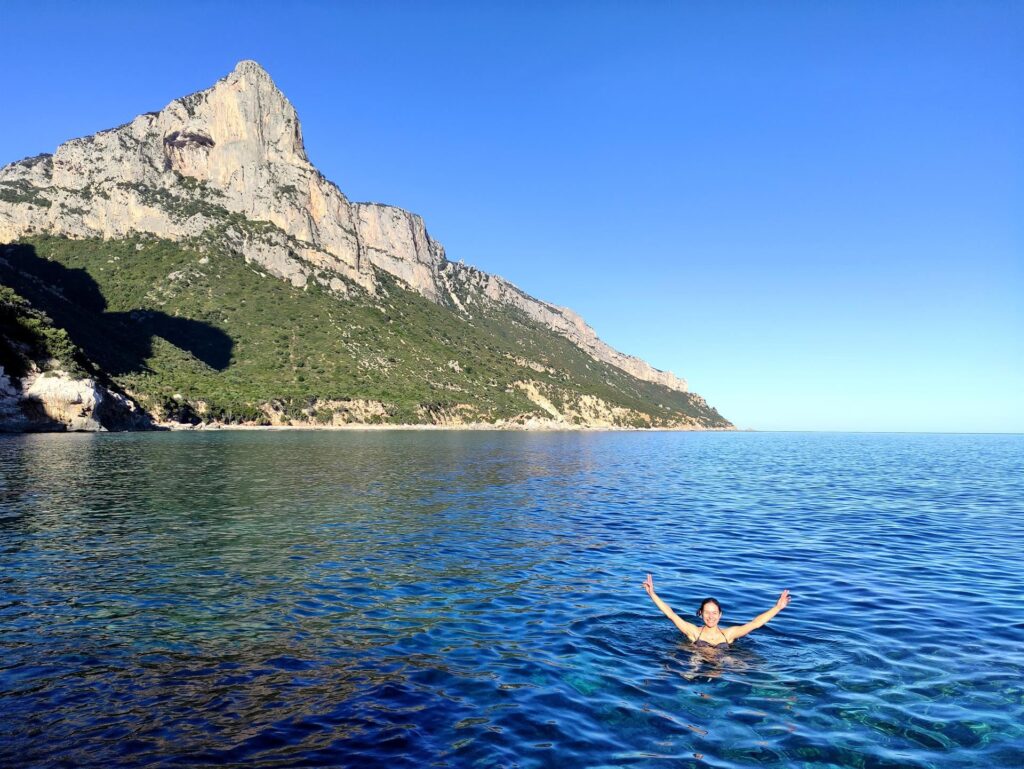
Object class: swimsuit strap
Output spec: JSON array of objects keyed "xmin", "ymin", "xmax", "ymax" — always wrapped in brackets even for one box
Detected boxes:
[{"xmin": 696, "ymin": 625, "xmax": 729, "ymax": 646}]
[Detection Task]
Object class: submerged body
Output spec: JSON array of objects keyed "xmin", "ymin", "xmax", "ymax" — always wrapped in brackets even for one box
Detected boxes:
[{"xmin": 642, "ymin": 574, "xmax": 790, "ymax": 646}]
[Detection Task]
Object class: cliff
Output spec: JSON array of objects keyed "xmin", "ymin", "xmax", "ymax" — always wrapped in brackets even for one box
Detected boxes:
[
  {"xmin": 0, "ymin": 61, "xmax": 689, "ymax": 393},
  {"xmin": 0, "ymin": 61, "xmax": 729, "ymax": 430}
]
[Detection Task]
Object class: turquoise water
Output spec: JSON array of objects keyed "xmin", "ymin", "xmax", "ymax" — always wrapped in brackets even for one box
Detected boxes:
[{"xmin": 1, "ymin": 431, "xmax": 1022, "ymax": 767}]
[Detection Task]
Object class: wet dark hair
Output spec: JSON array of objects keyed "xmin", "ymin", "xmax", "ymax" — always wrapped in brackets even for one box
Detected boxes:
[{"xmin": 696, "ymin": 598, "xmax": 722, "ymax": 618}]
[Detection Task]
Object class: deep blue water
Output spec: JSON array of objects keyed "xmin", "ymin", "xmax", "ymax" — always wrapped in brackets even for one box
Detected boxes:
[{"xmin": 1, "ymin": 431, "xmax": 1022, "ymax": 768}]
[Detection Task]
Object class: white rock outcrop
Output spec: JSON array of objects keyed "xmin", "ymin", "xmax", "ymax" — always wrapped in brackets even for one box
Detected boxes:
[
  {"xmin": 0, "ymin": 367, "xmax": 147, "ymax": 432},
  {"xmin": 0, "ymin": 60, "xmax": 688, "ymax": 392},
  {"xmin": 24, "ymin": 373, "xmax": 109, "ymax": 431}
]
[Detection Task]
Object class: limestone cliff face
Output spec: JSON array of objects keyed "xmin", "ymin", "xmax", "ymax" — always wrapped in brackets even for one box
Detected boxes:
[{"xmin": 0, "ymin": 60, "xmax": 688, "ymax": 392}]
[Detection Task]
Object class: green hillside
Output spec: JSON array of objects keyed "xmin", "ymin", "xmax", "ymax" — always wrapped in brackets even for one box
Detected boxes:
[
  {"xmin": 0, "ymin": 283, "xmax": 90, "ymax": 380},
  {"xmin": 0, "ymin": 236, "xmax": 730, "ymax": 428}
]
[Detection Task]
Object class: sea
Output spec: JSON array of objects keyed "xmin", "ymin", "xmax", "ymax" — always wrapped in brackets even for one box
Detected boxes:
[{"xmin": 1, "ymin": 431, "xmax": 1022, "ymax": 768}]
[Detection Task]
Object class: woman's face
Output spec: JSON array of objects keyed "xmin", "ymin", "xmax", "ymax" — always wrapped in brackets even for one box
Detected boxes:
[{"xmin": 701, "ymin": 602, "xmax": 721, "ymax": 627}]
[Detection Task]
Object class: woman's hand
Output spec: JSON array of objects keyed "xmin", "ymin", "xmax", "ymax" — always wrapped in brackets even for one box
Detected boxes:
[
  {"xmin": 723, "ymin": 589, "xmax": 792, "ymax": 643},
  {"xmin": 643, "ymin": 573, "xmax": 655, "ymax": 597},
  {"xmin": 643, "ymin": 573, "xmax": 699, "ymax": 640}
]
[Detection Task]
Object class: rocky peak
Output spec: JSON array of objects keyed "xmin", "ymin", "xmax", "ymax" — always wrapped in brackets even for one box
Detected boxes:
[
  {"xmin": 145, "ymin": 58, "xmax": 311, "ymax": 210},
  {"xmin": 231, "ymin": 59, "xmax": 276, "ymax": 83},
  {"xmin": 39, "ymin": 58, "xmax": 308, "ymax": 207}
]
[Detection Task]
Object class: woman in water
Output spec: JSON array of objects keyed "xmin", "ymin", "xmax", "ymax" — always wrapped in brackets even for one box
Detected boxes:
[{"xmin": 643, "ymin": 574, "xmax": 791, "ymax": 647}]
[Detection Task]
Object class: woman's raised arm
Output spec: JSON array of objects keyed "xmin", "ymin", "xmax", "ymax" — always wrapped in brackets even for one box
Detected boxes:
[
  {"xmin": 643, "ymin": 574, "xmax": 700, "ymax": 641},
  {"xmin": 723, "ymin": 590, "xmax": 791, "ymax": 643}
]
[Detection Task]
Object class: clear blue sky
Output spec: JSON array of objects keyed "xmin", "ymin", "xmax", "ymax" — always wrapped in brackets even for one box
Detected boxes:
[{"xmin": 2, "ymin": 1, "xmax": 1020, "ymax": 432}]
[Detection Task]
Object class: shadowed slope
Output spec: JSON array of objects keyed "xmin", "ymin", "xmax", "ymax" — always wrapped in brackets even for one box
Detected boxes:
[{"xmin": 1, "ymin": 236, "xmax": 730, "ymax": 428}]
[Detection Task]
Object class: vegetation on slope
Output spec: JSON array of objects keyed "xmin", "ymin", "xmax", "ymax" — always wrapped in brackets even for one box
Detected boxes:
[
  {"xmin": 0, "ymin": 284, "xmax": 90, "ymax": 379},
  {"xmin": 0, "ymin": 236, "xmax": 731, "ymax": 428}
]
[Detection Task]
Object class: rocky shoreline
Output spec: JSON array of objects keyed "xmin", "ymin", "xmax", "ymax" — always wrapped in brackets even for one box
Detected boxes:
[
  {"xmin": 0, "ymin": 377, "xmax": 736, "ymax": 434},
  {"xmin": 2, "ymin": 368, "xmax": 731, "ymax": 434},
  {"xmin": 161, "ymin": 421, "xmax": 736, "ymax": 433},
  {"xmin": 0, "ymin": 366, "xmax": 150, "ymax": 433}
]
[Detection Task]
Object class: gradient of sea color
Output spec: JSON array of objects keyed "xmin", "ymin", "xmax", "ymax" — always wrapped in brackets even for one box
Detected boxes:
[{"xmin": 1, "ymin": 432, "xmax": 1022, "ymax": 768}]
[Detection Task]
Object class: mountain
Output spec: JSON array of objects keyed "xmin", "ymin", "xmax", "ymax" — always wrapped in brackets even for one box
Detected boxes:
[{"xmin": 0, "ymin": 61, "xmax": 731, "ymax": 431}]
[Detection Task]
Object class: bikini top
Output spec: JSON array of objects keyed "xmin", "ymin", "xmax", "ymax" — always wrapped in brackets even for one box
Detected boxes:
[{"xmin": 694, "ymin": 626, "xmax": 730, "ymax": 649}]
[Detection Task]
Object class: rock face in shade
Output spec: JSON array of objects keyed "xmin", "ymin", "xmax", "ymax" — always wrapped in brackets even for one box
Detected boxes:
[{"xmin": 0, "ymin": 60, "xmax": 689, "ymax": 393}]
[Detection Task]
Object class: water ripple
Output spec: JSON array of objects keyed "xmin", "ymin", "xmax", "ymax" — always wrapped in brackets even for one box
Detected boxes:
[{"xmin": 1, "ymin": 431, "xmax": 1022, "ymax": 767}]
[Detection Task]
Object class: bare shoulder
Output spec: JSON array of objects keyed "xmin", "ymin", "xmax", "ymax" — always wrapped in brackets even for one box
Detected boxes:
[{"xmin": 722, "ymin": 624, "xmax": 748, "ymax": 643}]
